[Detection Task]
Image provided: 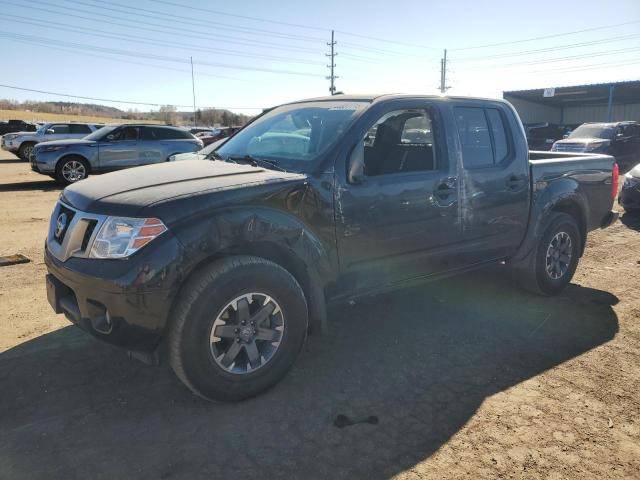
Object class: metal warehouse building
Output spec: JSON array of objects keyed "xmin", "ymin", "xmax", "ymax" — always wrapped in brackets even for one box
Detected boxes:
[{"xmin": 503, "ymin": 80, "xmax": 640, "ymax": 126}]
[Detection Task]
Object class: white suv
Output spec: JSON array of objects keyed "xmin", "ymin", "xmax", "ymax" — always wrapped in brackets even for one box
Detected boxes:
[{"xmin": 1, "ymin": 122, "xmax": 102, "ymax": 160}]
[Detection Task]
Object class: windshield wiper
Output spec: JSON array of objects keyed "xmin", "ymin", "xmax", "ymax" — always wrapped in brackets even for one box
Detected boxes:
[{"xmin": 226, "ymin": 155, "xmax": 286, "ymax": 172}]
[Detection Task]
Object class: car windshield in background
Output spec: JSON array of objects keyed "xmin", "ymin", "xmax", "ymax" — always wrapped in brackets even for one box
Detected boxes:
[
  {"xmin": 84, "ymin": 125, "xmax": 117, "ymax": 141},
  {"xmin": 216, "ymin": 101, "xmax": 369, "ymax": 171},
  {"xmin": 568, "ymin": 125, "xmax": 615, "ymax": 140}
]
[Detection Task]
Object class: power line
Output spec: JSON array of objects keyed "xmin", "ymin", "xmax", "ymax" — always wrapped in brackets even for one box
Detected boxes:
[
  {"xmin": 453, "ymin": 46, "xmax": 640, "ymax": 70},
  {"xmin": 65, "ymin": 0, "xmax": 325, "ymax": 43},
  {"xmin": 9, "ymin": 0, "xmax": 323, "ymax": 55},
  {"xmin": 451, "ymin": 19, "xmax": 640, "ymax": 51},
  {"xmin": 0, "ymin": 83, "xmax": 264, "ymax": 110},
  {"xmin": 453, "ymin": 33, "xmax": 640, "ymax": 62},
  {"xmin": 0, "ymin": 31, "xmax": 324, "ymax": 77},
  {"xmin": 0, "ymin": 15, "xmax": 320, "ymax": 66}
]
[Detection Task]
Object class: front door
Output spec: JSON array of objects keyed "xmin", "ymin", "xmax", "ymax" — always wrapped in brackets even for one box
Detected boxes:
[
  {"xmin": 335, "ymin": 105, "xmax": 462, "ymax": 293},
  {"xmin": 98, "ymin": 126, "xmax": 140, "ymax": 170}
]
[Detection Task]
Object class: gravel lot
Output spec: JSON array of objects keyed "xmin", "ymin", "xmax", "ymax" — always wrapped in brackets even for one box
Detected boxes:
[{"xmin": 1, "ymin": 148, "xmax": 639, "ymax": 479}]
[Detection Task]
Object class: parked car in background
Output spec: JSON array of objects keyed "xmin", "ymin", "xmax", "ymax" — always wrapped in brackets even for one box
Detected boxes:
[
  {"xmin": 198, "ymin": 126, "xmax": 241, "ymax": 145},
  {"xmin": 169, "ymin": 137, "xmax": 228, "ymax": 162},
  {"xmin": 0, "ymin": 119, "xmax": 38, "ymax": 136},
  {"xmin": 2, "ymin": 122, "xmax": 102, "ymax": 160},
  {"xmin": 43, "ymin": 94, "xmax": 618, "ymax": 401},
  {"xmin": 551, "ymin": 121, "xmax": 640, "ymax": 171},
  {"xmin": 619, "ymin": 163, "xmax": 640, "ymax": 213},
  {"xmin": 30, "ymin": 124, "xmax": 203, "ymax": 184},
  {"xmin": 524, "ymin": 122, "xmax": 567, "ymax": 151},
  {"xmin": 189, "ymin": 126, "xmax": 215, "ymax": 135}
]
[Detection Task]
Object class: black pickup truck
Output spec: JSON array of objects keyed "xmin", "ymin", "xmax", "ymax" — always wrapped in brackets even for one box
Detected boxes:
[{"xmin": 44, "ymin": 95, "xmax": 619, "ymax": 401}]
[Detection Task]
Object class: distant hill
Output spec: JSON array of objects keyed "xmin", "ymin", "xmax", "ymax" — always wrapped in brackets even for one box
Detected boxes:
[{"xmin": 0, "ymin": 99, "xmax": 252, "ymax": 126}]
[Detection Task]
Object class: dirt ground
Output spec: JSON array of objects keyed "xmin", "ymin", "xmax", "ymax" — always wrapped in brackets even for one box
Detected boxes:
[{"xmin": 0, "ymin": 148, "xmax": 639, "ymax": 480}]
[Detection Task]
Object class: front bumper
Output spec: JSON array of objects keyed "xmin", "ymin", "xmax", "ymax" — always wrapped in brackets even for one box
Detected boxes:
[
  {"xmin": 1, "ymin": 137, "xmax": 19, "ymax": 153},
  {"xmin": 619, "ymin": 184, "xmax": 640, "ymax": 211},
  {"xmin": 44, "ymin": 233, "xmax": 184, "ymax": 352},
  {"xmin": 30, "ymin": 148, "xmax": 56, "ymax": 174}
]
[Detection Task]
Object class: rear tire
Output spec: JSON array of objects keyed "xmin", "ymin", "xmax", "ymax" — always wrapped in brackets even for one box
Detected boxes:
[
  {"xmin": 168, "ymin": 256, "xmax": 308, "ymax": 402},
  {"xmin": 55, "ymin": 156, "xmax": 89, "ymax": 185},
  {"xmin": 517, "ymin": 213, "xmax": 581, "ymax": 295}
]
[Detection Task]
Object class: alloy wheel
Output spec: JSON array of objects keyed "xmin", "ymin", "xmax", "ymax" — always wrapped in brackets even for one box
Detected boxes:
[
  {"xmin": 209, "ymin": 293, "xmax": 284, "ymax": 374},
  {"xmin": 545, "ymin": 231, "xmax": 573, "ymax": 280},
  {"xmin": 62, "ymin": 160, "xmax": 86, "ymax": 182}
]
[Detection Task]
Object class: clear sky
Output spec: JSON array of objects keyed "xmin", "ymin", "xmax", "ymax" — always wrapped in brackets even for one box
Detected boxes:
[{"xmin": 1, "ymin": 0, "xmax": 639, "ymax": 115}]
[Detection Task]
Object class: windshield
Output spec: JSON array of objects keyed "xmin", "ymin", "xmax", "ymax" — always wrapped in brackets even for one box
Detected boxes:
[
  {"xmin": 83, "ymin": 125, "xmax": 118, "ymax": 141},
  {"xmin": 568, "ymin": 125, "xmax": 615, "ymax": 140},
  {"xmin": 216, "ymin": 101, "xmax": 369, "ymax": 171}
]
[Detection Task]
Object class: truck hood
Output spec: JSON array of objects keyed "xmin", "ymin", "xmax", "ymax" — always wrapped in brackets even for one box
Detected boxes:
[{"xmin": 61, "ymin": 160, "xmax": 307, "ymax": 217}]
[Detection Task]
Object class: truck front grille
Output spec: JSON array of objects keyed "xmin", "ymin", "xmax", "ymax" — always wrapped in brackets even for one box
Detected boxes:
[
  {"xmin": 554, "ymin": 143, "xmax": 585, "ymax": 152},
  {"xmin": 47, "ymin": 202, "xmax": 107, "ymax": 262}
]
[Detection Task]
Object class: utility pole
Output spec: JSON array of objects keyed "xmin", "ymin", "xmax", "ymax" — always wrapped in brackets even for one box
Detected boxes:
[
  {"xmin": 190, "ymin": 56, "xmax": 197, "ymax": 126},
  {"xmin": 326, "ymin": 30, "xmax": 338, "ymax": 95},
  {"xmin": 439, "ymin": 49, "xmax": 449, "ymax": 94}
]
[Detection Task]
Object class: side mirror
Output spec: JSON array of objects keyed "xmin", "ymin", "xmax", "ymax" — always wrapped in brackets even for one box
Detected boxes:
[
  {"xmin": 347, "ymin": 142, "xmax": 365, "ymax": 184},
  {"xmin": 615, "ymin": 133, "xmax": 625, "ymax": 140},
  {"xmin": 562, "ymin": 133, "xmax": 569, "ymax": 139},
  {"xmin": 45, "ymin": 129, "xmax": 55, "ymax": 134}
]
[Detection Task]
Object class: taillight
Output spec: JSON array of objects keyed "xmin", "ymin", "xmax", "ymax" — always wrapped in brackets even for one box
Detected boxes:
[{"xmin": 611, "ymin": 163, "xmax": 619, "ymax": 200}]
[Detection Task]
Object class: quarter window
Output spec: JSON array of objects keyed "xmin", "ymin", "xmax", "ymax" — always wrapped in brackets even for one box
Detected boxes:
[{"xmin": 363, "ymin": 109, "xmax": 437, "ymax": 176}]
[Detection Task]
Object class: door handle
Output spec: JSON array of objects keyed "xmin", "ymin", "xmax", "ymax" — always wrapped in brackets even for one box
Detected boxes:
[
  {"xmin": 434, "ymin": 177, "xmax": 457, "ymax": 206},
  {"xmin": 506, "ymin": 176, "xmax": 525, "ymax": 190}
]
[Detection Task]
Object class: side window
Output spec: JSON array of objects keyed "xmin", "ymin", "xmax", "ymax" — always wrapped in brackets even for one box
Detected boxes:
[
  {"xmin": 363, "ymin": 109, "xmax": 437, "ymax": 177},
  {"xmin": 455, "ymin": 107, "xmax": 511, "ymax": 168},
  {"xmin": 111, "ymin": 126, "xmax": 138, "ymax": 141},
  {"xmin": 47, "ymin": 124, "xmax": 70, "ymax": 134},
  {"xmin": 70, "ymin": 124, "xmax": 91, "ymax": 134},
  {"xmin": 140, "ymin": 127, "xmax": 158, "ymax": 140},
  {"xmin": 454, "ymin": 107, "xmax": 493, "ymax": 168},
  {"xmin": 486, "ymin": 109, "xmax": 508, "ymax": 163}
]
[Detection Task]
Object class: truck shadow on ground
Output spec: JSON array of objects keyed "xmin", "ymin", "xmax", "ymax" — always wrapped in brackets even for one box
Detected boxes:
[{"xmin": 0, "ymin": 267, "xmax": 618, "ymax": 480}]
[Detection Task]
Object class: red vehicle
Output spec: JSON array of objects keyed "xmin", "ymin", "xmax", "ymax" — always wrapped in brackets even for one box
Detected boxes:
[{"xmin": 197, "ymin": 126, "xmax": 241, "ymax": 145}]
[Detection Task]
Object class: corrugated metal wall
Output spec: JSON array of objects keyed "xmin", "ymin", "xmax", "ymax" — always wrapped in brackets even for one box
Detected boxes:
[
  {"xmin": 505, "ymin": 97, "xmax": 561, "ymax": 124},
  {"xmin": 563, "ymin": 103, "xmax": 640, "ymax": 124}
]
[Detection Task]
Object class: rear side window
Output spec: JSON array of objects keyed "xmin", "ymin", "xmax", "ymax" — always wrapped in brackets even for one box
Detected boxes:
[
  {"xmin": 70, "ymin": 124, "xmax": 91, "ymax": 134},
  {"xmin": 454, "ymin": 108, "xmax": 492, "ymax": 168},
  {"xmin": 143, "ymin": 127, "xmax": 192, "ymax": 140},
  {"xmin": 455, "ymin": 107, "xmax": 511, "ymax": 168}
]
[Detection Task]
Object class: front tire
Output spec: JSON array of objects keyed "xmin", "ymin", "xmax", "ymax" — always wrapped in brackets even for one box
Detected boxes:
[
  {"xmin": 168, "ymin": 256, "xmax": 308, "ymax": 402},
  {"xmin": 518, "ymin": 213, "xmax": 581, "ymax": 295},
  {"xmin": 55, "ymin": 156, "xmax": 89, "ymax": 185},
  {"xmin": 18, "ymin": 142, "xmax": 35, "ymax": 161}
]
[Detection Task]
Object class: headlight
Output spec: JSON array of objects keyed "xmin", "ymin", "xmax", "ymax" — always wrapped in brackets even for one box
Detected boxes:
[
  {"xmin": 4, "ymin": 134, "xmax": 17, "ymax": 140},
  {"xmin": 89, "ymin": 217, "xmax": 167, "ymax": 259},
  {"xmin": 42, "ymin": 145, "xmax": 67, "ymax": 152},
  {"xmin": 584, "ymin": 141, "xmax": 608, "ymax": 152}
]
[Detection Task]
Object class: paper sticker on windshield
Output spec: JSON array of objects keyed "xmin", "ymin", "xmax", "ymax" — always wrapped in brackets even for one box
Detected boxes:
[{"xmin": 328, "ymin": 103, "xmax": 367, "ymax": 111}]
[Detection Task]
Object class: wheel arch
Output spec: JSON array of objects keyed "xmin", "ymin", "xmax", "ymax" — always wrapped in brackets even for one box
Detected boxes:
[
  {"xmin": 56, "ymin": 153, "xmax": 92, "ymax": 173},
  {"xmin": 171, "ymin": 241, "xmax": 327, "ymax": 336}
]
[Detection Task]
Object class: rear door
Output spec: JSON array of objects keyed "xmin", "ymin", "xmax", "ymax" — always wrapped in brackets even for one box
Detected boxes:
[
  {"xmin": 453, "ymin": 103, "xmax": 530, "ymax": 262},
  {"xmin": 43, "ymin": 124, "xmax": 72, "ymax": 142},
  {"xmin": 138, "ymin": 126, "xmax": 168, "ymax": 164},
  {"xmin": 97, "ymin": 126, "xmax": 140, "ymax": 170},
  {"xmin": 69, "ymin": 124, "xmax": 92, "ymax": 140},
  {"xmin": 335, "ymin": 102, "xmax": 463, "ymax": 292}
]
